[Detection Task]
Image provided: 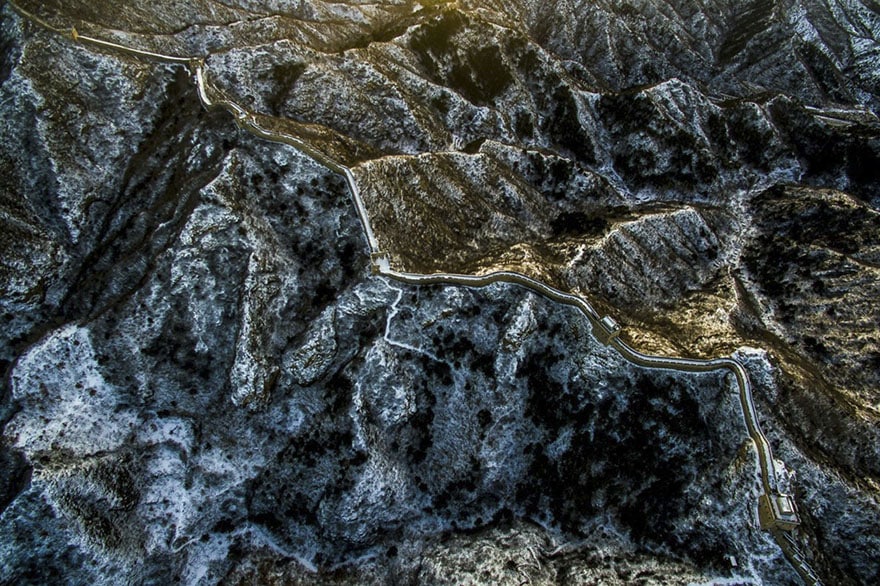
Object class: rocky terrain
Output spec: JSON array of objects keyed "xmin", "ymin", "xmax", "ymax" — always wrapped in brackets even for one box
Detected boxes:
[{"xmin": 1, "ymin": 0, "xmax": 879, "ymax": 584}]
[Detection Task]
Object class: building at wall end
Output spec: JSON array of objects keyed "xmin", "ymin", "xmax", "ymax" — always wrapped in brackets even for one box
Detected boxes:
[{"xmin": 759, "ymin": 493, "xmax": 801, "ymax": 531}]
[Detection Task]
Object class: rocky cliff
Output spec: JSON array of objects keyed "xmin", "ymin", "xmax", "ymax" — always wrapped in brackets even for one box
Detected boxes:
[{"xmin": 1, "ymin": 1, "xmax": 879, "ymax": 584}]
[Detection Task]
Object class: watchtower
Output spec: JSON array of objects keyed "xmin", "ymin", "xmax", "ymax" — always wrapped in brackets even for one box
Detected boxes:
[
  {"xmin": 593, "ymin": 316, "xmax": 621, "ymax": 346},
  {"xmin": 759, "ymin": 493, "xmax": 801, "ymax": 531}
]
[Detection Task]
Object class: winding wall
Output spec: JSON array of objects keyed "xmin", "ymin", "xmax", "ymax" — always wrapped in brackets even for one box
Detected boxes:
[{"xmin": 6, "ymin": 3, "xmax": 822, "ymax": 583}]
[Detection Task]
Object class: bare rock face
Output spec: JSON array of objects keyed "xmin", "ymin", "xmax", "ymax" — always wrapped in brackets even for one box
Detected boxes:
[{"xmin": 2, "ymin": 1, "xmax": 880, "ymax": 585}]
